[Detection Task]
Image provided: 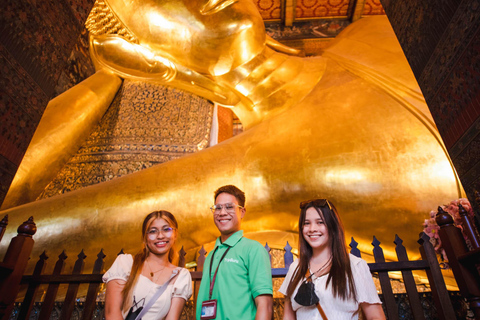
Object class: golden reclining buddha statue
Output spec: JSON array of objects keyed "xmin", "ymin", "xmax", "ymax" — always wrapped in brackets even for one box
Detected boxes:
[{"xmin": 0, "ymin": 0, "xmax": 461, "ymax": 267}]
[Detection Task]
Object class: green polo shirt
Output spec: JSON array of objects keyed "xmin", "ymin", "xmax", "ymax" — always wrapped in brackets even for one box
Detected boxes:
[{"xmin": 196, "ymin": 230, "xmax": 273, "ymax": 320}]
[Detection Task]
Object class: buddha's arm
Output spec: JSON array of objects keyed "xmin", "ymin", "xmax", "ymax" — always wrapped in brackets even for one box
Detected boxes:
[{"xmin": 90, "ymin": 35, "xmax": 241, "ymax": 106}]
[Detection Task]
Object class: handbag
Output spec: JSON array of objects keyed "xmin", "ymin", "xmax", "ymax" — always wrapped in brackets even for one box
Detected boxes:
[
  {"xmin": 294, "ymin": 280, "xmax": 319, "ymax": 306},
  {"xmin": 126, "ymin": 268, "xmax": 180, "ymax": 320},
  {"xmin": 294, "ymin": 269, "xmax": 328, "ymax": 320},
  {"xmin": 125, "ymin": 306, "xmax": 143, "ymax": 320}
]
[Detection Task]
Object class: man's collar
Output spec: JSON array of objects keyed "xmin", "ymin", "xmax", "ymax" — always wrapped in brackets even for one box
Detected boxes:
[{"xmin": 215, "ymin": 230, "xmax": 244, "ymax": 248}]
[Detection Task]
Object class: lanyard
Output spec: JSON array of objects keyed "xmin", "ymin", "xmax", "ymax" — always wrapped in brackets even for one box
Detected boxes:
[{"xmin": 208, "ymin": 246, "xmax": 231, "ymax": 300}]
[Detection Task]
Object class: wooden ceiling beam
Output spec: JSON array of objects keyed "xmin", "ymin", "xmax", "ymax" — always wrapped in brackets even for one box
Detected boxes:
[
  {"xmin": 283, "ymin": 0, "xmax": 296, "ymax": 26},
  {"xmin": 350, "ymin": 0, "xmax": 366, "ymax": 22}
]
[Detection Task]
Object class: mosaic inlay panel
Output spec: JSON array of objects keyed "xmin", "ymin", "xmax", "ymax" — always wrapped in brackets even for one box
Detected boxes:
[
  {"xmin": 0, "ymin": 45, "xmax": 49, "ymax": 165},
  {"xmin": 39, "ymin": 81, "xmax": 213, "ymax": 199},
  {"xmin": 429, "ymin": 29, "xmax": 480, "ymax": 148},
  {"xmin": 0, "ymin": 0, "xmax": 95, "ymax": 206},
  {"xmin": 451, "ymin": 131, "xmax": 480, "ymax": 181},
  {"xmin": 418, "ymin": 0, "xmax": 480, "ymax": 103},
  {"xmin": 382, "ymin": 0, "xmax": 480, "ymax": 148},
  {"xmin": 0, "ymin": 155, "xmax": 17, "ymax": 205},
  {"xmin": 296, "ymin": 0, "xmax": 350, "ymax": 18},
  {"xmin": 53, "ymin": 28, "xmax": 95, "ymax": 97},
  {"xmin": 266, "ymin": 20, "xmax": 349, "ymax": 40},
  {"xmin": 381, "ymin": 0, "xmax": 480, "ymax": 218},
  {"xmin": 449, "ymin": 116, "xmax": 480, "ymax": 217},
  {"xmin": 0, "ymin": 0, "xmax": 93, "ymax": 97},
  {"xmin": 381, "ymin": 0, "xmax": 460, "ymax": 79},
  {"xmin": 66, "ymin": 0, "xmax": 96, "ymax": 25}
]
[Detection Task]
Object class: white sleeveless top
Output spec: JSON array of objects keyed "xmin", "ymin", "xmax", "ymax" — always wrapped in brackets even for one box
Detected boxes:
[{"xmin": 103, "ymin": 254, "xmax": 193, "ymax": 320}]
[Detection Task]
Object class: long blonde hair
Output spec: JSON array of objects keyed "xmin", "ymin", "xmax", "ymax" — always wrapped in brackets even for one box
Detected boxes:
[{"xmin": 121, "ymin": 210, "xmax": 179, "ymax": 313}]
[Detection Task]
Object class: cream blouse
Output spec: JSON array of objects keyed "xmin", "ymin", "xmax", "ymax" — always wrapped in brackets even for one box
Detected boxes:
[{"xmin": 103, "ymin": 254, "xmax": 193, "ymax": 320}]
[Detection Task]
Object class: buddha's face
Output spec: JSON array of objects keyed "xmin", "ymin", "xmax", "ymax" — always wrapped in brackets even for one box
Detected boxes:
[{"xmin": 105, "ymin": 0, "xmax": 266, "ymax": 76}]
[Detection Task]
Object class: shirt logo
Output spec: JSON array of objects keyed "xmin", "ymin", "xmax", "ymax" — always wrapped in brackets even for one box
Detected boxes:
[{"xmin": 224, "ymin": 258, "xmax": 239, "ymax": 264}]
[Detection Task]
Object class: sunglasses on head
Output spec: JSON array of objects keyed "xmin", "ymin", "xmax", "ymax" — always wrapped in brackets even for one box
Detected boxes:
[{"xmin": 299, "ymin": 198, "xmax": 333, "ymax": 211}]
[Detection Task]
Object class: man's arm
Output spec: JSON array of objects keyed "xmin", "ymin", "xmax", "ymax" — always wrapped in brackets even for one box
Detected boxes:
[
  {"xmin": 195, "ymin": 253, "xmax": 213, "ymax": 320},
  {"xmin": 247, "ymin": 241, "xmax": 274, "ymax": 320},
  {"xmin": 254, "ymin": 294, "xmax": 273, "ymax": 320}
]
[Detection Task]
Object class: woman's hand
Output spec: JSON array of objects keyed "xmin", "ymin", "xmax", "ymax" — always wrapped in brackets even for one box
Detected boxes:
[
  {"xmin": 105, "ymin": 280, "xmax": 126, "ymax": 320},
  {"xmin": 361, "ymin": 302, "xmax": 386, "ymax": 320}
]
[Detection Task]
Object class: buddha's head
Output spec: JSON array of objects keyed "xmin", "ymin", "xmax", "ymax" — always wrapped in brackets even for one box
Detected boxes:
[{"xmin": 101, "ymin": 0, "xmax": 266, "ymax": 76}]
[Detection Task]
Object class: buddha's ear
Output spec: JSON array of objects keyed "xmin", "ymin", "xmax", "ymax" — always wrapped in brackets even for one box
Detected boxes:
[{"xmin": 200, "ymin": 0, "xmax": 239, "ymax": 15}]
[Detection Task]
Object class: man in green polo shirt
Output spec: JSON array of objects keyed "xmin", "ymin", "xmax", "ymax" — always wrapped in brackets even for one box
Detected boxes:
[{"xmin": 196, "ymin": 185, "xmax": 273, "ymax": 320}]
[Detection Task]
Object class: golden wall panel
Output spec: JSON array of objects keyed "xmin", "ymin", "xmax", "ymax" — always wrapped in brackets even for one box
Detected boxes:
[
  {"xmin": 39, "ymin": 80, "xmax": 213, "ymax": 199},
  {"xmin": 363, "ymin": 0, "xmax": 385, "ymax": 15},
  {"xmin": 255, "ymin": 0, "xmax": 282, "ymax": 20},
  {"xmin": 296, "ymin": 0, "xmax": 349, "ymax": 18}
]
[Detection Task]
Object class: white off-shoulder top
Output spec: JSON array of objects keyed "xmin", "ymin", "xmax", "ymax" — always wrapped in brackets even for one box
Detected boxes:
[
  {"xmin": 103, "ymin": 254, "xmax": 193, "ymax": 320},
  {"xmin": 279, "ymin": 254, "xmax": 382, "ymax": 320}
]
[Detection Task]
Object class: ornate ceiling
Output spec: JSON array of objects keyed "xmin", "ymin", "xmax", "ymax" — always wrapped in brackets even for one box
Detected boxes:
[
  {"xmin": 254, "ymin": 0, "xmax": 384, "ymax": 21},
  {"xmin": 252, "ymin": 0, "xmax": 385, "ymax": 55}
]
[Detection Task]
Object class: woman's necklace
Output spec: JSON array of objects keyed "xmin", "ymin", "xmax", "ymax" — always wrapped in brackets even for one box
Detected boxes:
[
  {"xmin": 309, "ymin": 255, "xmax": 332, "ymax": 279},
  {"xmin": 147, "ymin": 259, "xmax": 167, "ymax": 281}
]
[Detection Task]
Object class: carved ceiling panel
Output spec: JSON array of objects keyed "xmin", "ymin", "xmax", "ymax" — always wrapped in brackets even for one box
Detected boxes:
[
  {"xmin": 296, "ymin": 0, "xmax": 350, "ymax": 18},
  {"xmin": 254, "ymin": 0, "xmax": 384, "ymax": 22},
  {"xmin": 363, "ymin": 0, "xmax": 385, "ymax": 15},
  {"xmin": 254, "ymin": 0, "xmax": 282, "ymax": 20}
]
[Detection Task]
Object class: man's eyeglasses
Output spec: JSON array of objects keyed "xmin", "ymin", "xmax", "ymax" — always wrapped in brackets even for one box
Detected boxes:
[
  {"xmin": 147, "ymin": 226, "xmax": 175, "ymax": 240},
  {"xmin": 299, "ymin": 199, "xmax": 333, "ymax": 211},
  {"xmin": 210, "ymin": 203, "xmax": 244, "ymax": 214}
]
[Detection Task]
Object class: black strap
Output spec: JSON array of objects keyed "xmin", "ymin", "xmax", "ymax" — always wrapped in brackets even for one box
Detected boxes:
[{"xmin": 208, "ymin": 246, "xmax": 231, "ymax": 300}]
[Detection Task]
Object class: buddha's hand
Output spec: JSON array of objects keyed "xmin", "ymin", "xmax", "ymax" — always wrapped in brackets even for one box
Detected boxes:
[{"xmin": 90, "ymin": 34, "xmax": 241, "ymax": 106}]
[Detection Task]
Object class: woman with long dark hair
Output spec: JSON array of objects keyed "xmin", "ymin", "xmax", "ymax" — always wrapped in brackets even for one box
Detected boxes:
[
  {"xmin": 279, "ymin": 199, "xmax": 385, "ymax": 320},
  {"xmin": 103, "ymin": 211, "xmax": 192, "ymax": 320}
]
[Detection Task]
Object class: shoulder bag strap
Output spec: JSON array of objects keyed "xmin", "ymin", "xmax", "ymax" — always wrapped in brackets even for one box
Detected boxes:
[
  {"xmin": 135, "ymin": 268, "xmax": 181, "ymax": 320},
  {"xmin": 305, "ymin": 269, "xmax": 328, "ymax": 320}
]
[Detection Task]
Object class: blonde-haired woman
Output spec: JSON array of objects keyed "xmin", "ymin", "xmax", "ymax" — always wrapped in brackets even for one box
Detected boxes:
[{"xmin": 103, "ymin": 211, "xmax": 192, "ymax": 320}]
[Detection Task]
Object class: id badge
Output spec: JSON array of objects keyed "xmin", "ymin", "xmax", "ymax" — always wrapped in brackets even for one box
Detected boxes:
[{"xmin": 200, "ymin": 299, "xmax": 217, "ymax": 319}]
